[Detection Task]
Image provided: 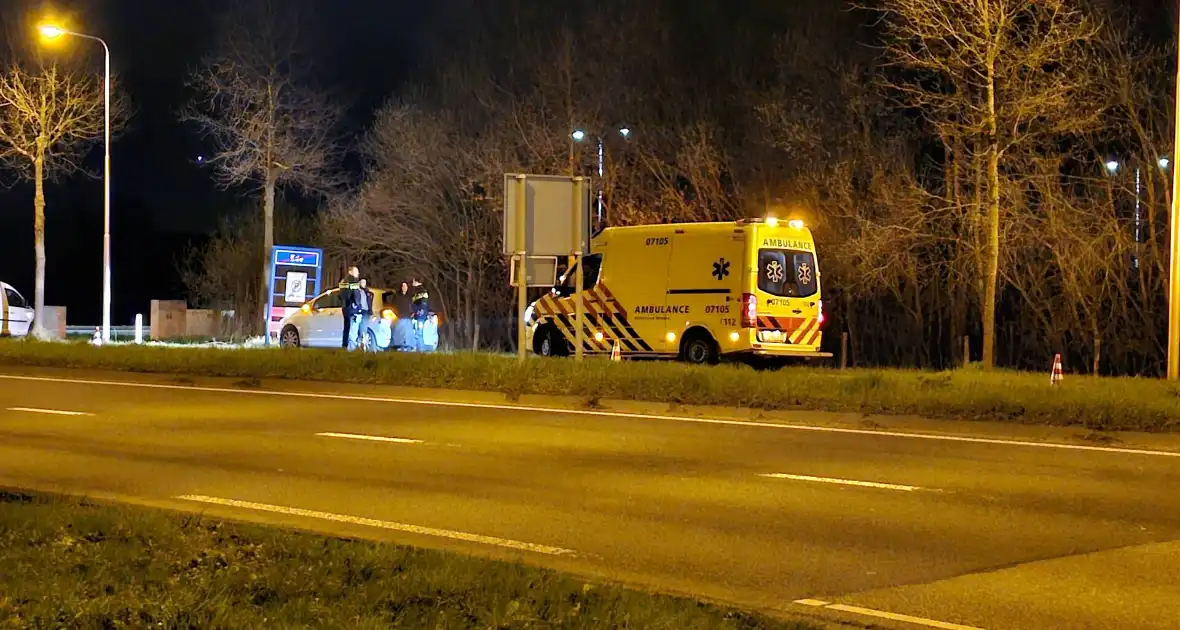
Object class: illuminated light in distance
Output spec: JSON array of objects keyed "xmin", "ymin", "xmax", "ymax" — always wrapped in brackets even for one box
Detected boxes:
[
  {"xmin": 1161, "ymin": 157, "xmax": 1171, "ymax": 169},
  {"xmin": 1105, "ymin": 160, "xmax": 1120, "ymax": 174},
  {"xmin": 571, "ymin": 129, "xmax": 586, "ymax": 142},
  {"xmin": 38, "ymin": 25, "xmax": 65, "ymax": 39}
]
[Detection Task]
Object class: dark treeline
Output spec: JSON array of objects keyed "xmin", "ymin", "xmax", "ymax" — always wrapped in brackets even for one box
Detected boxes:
[{"xmin": 183, "ymin": 0, "xmax": 1177, "ymax": 374}]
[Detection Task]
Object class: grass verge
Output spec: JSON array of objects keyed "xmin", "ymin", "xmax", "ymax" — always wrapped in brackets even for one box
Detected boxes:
[
  {"xmin": 0, "ymin": 490, "xmax": 817, "ymax": 629},
  {"xmin": 0, "ymin": 340, "xmax": 1177, "ymax": 432}
]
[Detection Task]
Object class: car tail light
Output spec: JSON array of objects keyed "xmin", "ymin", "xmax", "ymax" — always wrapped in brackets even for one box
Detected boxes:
[
  {"xmin": 817, "ymin": 300, "xmax": 827, "ymax": 329},
  {"xmin": 740, "ymin": 293, "xmax": 757, "ymax": 328}
]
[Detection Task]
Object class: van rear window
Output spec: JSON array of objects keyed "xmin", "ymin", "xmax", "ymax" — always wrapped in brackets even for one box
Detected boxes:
[{"xmin": 757, "ymin": 249, "xmax": 818, "ymax": 297}]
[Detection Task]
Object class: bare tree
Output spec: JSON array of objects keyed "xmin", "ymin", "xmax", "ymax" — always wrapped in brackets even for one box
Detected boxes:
[
  {"xmin": 880, "ymin": 0, "xmax": 1101, "ymax": 367},
  {"xmin": 179, "ymin": 198, "xmax": 318, "ymax": 337},
  {"xmin": 324, "ymin": 88, "xmax": 510, "ymax": 349},
  {"xmin": 183, "ymin": 0, "xmax": 342, "ymax": 334},
  {"xmin": 0, "ymin": 62, "xmax": 111, "ymax": 338}
]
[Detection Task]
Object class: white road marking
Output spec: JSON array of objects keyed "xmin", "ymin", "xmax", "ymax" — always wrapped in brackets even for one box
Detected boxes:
[
  {"xmin": 2, "ymin": 373, "xmax": 1178, "ymax": 459},
  {"xmin": 761, "ymin": 473, "xmax": 923, "ymax": 492},
  {"xmin": 316, "ymin": 432, "xmax": 422, "ymax": 444},
  {"xmin": 175, "ymin": 494, "xmax": 575, "ymax": 556},
  {"xmin": 6, "ymin": 406, "xmax": 92, "ymax": 416},
  {"xmin": 792, "ymin": 599, "xmax": 984, "ymax": 629}
]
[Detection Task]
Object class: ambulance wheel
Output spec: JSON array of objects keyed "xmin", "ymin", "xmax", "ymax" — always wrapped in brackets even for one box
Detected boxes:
[
  {"xmin": 535, "ymin": 325, "xmax": 568, "ymax": 357},
  {"xmin": 680, "ymin": 331, "xmax": 719, "ymax": 366},
  {"xmin": 280, "ymin": 326, "xmax": 301, "ymax": 348}
]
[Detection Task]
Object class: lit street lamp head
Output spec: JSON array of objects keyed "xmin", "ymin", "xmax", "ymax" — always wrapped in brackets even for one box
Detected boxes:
[
  {"xmin": 1161, "ymin": 157, "xmax": 1171, "ymax": 169},
  {"xmin": 571, "ymin": 129, "xmax": 586, "ymax": 142},
  {"xmin": 619, "ymin": 127, "xmax": 631, "ymax": 138},
  {"xmin": 38, "ymin": 25, "xmax": 66, "ymax": 39},
  {"xmin": 1105, "ymin": 160, "xmax": 1120, "ymax": 174}
]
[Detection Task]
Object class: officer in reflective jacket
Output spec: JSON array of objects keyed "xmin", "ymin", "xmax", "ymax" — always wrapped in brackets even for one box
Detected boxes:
[
  {"xmin": 410, "ymin": 279, "xmax": 430, "ymax": 351},
  {"xmin": 410, "ymin": 279, "xmax": 430, "ymax": 321},
  {"xmin": 338, "ymin": 266, "xmax": 361, "ymax": 349}
]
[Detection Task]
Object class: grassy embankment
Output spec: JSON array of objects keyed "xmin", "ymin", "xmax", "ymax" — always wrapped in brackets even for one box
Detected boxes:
[
  {"xmin": 0, "ymin": 490, "xmax": 818, "ymax": 629},
  {"xmin": 0, "ymin": 340, "xmax": 1177, "ymax": 432}
]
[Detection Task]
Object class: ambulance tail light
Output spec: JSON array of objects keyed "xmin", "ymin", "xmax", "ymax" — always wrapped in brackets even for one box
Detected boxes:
[
  {"xmin": 817, "ymin": 300, "xmax": 827, "ymax": 329},
  {"xmin": 740, "ymin": 293, "xmax": 757, "ymax": 328}
]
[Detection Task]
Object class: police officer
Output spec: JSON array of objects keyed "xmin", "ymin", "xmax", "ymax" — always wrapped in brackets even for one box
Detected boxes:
[
  {"xmin": 411, "ymin": 278, "xmax": 430, "ymax": 321},
  {"xmin": 339, "ymin": 266, "xmax": 361, "ymax": 349},
  {"xmin": 410, "ymin": 278, "xmax": 430, "ymax": 351}
]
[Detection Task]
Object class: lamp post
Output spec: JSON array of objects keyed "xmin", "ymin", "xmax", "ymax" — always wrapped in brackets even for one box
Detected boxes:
[
  {"xmin": 1170, "ymin": 7, "xmax": 1180, "ymax": 379},
  {"xmin": 39, "ymin": 25, "xmax": 112, "ymax": 343},
  {"xmin": 571, "ymin": 127, "xmax": 630, "ymax": 226}
]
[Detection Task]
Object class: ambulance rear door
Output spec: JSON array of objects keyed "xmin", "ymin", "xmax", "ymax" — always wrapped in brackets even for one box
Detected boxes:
[{"xmin": 749, "ymin": 226, "xmax": 823, "ymax": 348}]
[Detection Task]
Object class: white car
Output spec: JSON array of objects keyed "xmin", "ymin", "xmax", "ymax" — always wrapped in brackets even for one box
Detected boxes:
[
  {"xmin": 277, "ymin": 287, "xmax": 397, "ymax": 350},
  {"xmin": 0, "ymin": 281, "xmax": 34, "ymax": 337}
]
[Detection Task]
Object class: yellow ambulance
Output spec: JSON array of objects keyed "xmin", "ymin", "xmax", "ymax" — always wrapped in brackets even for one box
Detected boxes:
[{"xmin": 524, "ymin": 217, "xmax": 830, "ymax": 364}]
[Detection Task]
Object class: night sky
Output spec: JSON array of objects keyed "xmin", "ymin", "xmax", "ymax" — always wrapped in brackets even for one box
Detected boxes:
[{"xmin": 0, "ymin": 0, "xmax": 421, "ymax": 325}]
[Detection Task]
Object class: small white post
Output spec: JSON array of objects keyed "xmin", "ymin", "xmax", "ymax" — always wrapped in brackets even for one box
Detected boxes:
[{"xmin": 134, "ymin": 313, "xmax": 143, "ymax": 344}]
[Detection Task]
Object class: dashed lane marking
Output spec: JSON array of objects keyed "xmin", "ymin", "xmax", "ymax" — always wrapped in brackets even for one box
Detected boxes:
[
  {"xmin": 760, "ymin": 473, "xmax": 925, "ymax": 492},
  {"xmin": 6, "ymin": 407, "xmax": 92, "ymax": 416},
  {"xmin": 316, "ymin": 432, "xmax": 423, "ymax": 444},
  {"xmin": 175, "ymin": 495, "xmax": 575, "ymax": 556},
  {"xmin": 793, "ymin": 599, "xmax": 985, "ymax": 629}
]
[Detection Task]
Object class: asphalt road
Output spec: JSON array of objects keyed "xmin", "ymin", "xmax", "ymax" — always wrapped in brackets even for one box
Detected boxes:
[{"xmin": 2, "ymin": 368, "xmax": 1180, "ymax": 629}]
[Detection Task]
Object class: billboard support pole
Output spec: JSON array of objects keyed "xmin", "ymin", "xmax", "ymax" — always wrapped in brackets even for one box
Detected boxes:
[
  {"xmin": 515, "ymin": 174, "xmax": 528, "ymax": 361},
  {"xmin": 264, "ymin": 246, "xmax": 277, "ymax": 347},
  {"xmin": 573, "ymin": 177, "xmax": 584, "ymax": 361}
]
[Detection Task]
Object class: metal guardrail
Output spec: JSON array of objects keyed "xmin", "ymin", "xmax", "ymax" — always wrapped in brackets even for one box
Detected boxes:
[{"xmin": 65, "ymin": 325, "xmax": 136, "ymax": 337}]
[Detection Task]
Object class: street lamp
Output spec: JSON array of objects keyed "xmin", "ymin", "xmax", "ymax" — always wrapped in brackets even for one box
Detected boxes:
[
  {"xmin": 1170, "ymin": 10, "xmax": 1180, "ymax": 379},
  {"xmin": 1160, "ymin": 157, "xmax": 1170, "ymax": 170},
  {"xmin": 1105, "ymin": 160, "xmax": 1120, "ymax": 174},
  {"xmin": 571, "ymin": 127, "xmax": 631, "ymax": 226},
  {"xmin": 39, "ymin": 24, "xmax": 113, "ymax": 343}
]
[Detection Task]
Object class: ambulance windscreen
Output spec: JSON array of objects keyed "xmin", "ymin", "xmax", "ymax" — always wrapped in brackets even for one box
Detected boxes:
[{"xmin": 757, "ymin": 249, "xmax": 817, "ymax": 298}]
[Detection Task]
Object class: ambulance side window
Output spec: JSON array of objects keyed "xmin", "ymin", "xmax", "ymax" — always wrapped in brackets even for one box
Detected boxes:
[
  {"xmin": 559, "ymin": 254, "xmax": 603, "ymax": 292},
  {"xmin": 581, "ymin": 254, "xmax": 603, "ymax": 288}
]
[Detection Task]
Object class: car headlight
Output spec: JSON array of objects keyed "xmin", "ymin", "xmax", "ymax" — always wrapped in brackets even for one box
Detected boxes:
[{"xmin": 524, "ymin": 304, "xmax": 535, "ymax": 325}]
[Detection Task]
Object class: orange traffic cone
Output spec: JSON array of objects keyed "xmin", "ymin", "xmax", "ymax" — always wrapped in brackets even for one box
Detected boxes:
[
  {"xmin": 1050, "ymin": 353, "xmax": 1063, "ymax": 386},
  {"xmin": 611, "ymin": 340, "xmax": 621, "ymax": 361}
]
